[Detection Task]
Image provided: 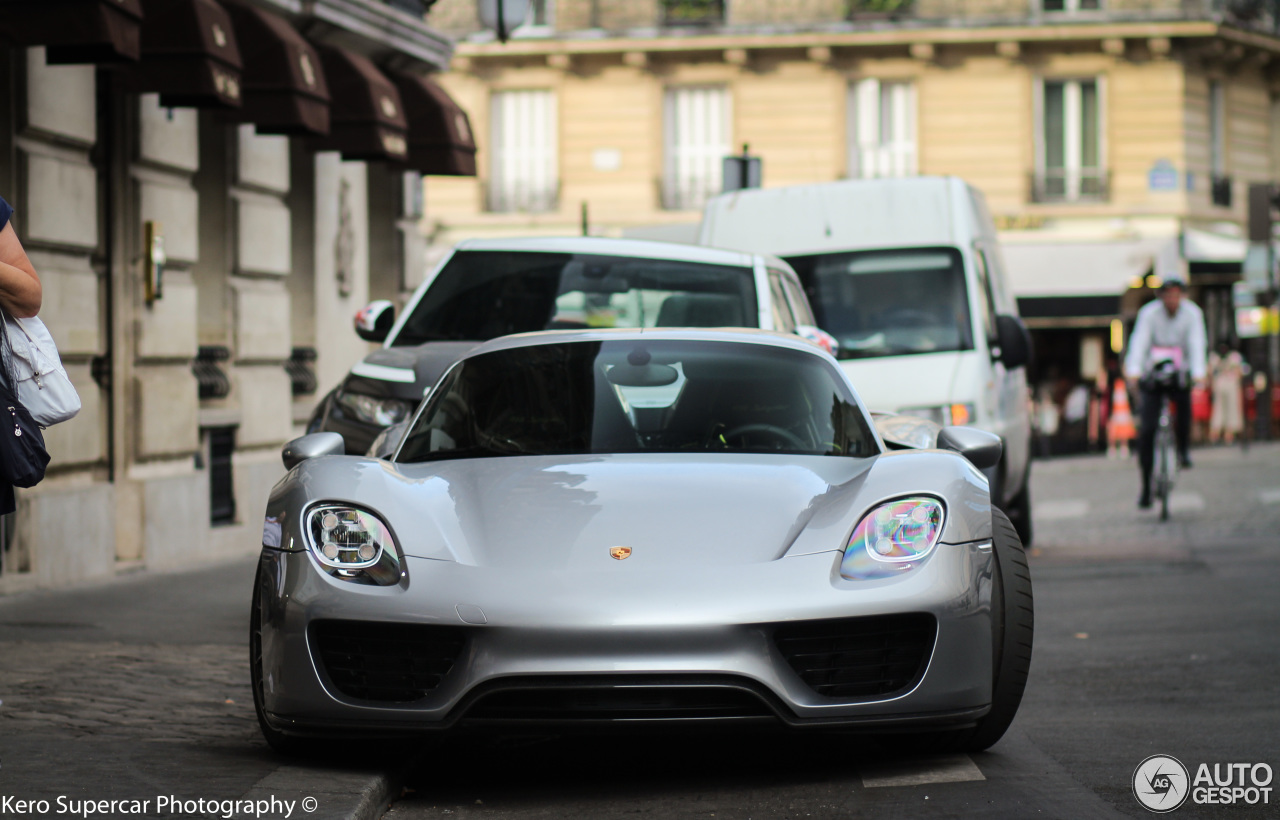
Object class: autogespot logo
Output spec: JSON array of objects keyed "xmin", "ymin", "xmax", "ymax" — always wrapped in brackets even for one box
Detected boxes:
[{"xmin": 1134, "ymin": 755, "xmax": 1191, "ymax": 813}]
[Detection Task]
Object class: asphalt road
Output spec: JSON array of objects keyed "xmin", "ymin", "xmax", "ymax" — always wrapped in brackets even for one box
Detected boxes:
[{"xmin": 0, "ymin": 444, "xmax": 1276, "ymax": 820}]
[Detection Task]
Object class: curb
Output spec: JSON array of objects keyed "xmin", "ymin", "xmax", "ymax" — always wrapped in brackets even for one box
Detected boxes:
[{"xmin": 236, "ymin": 760, "xmax": 412, "ymax": 820}]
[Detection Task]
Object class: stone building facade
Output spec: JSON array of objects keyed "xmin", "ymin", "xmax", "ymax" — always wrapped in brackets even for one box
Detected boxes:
[
  {"xmin": 0, "ymin": 0, "xmax": 474, "ymax": 590},
  {"xmin": 424, "ymin": 0, "xmax": 1280, "ymax": 416}
]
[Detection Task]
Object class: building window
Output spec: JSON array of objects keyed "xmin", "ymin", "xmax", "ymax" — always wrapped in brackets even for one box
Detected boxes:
[
  {"xmin": 488, "ymin": 89, "xmax": 558, "ymax": 213},
  {"xmin": 847, "ymin": 79, "xmax": 917, "ymax": 179},
  {"xmin": 514, "ymin": 0, "xmax": 553, "ymax": 33},
  {"xmin": 1042, "ymin": 0, "xmax": 1101, "ymax": 10},
  {"xmin": 1035, "ymin": 78, "xmax": 1106, "ymax": 202},
  {"xmin": 1209, "ymin": 80, "xmax": 1232, "ymax": 207},
  {"xmin": 662, "ymin": 86, "xmax": 731, "ymax": 210},
  {"xmin": 208, "ymin": 427, "xmax": 237, "ymax": 526},
  {"xmin": 661, "ymin": 0, "xmax": 725, "ymax": 26}
]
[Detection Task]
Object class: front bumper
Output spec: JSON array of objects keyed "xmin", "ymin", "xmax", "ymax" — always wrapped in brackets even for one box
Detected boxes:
[{"xmin": 254, "ymin": 542, "xmax": 994, "ymax": 737}]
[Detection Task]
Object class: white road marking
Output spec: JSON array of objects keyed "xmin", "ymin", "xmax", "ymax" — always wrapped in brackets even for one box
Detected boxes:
[
  {"xmin": 1169, "ymin": 491, "xmax": 1205, "ymax": 512},
  {"xmin": 1260, "ymin": 488, "xmax": 1280, "ymax": 505},
  {"xmin": 1036, "ymin": 499, "xmax": 1090, "ymax": 521},
  {"xmin": 860, "ymin": 754, "xmax": 986, "ymax": 788}
]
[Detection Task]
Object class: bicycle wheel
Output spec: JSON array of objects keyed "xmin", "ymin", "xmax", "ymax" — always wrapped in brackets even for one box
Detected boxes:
[{"xmin": 1155, "ymin": 428, "xmax": 1173, "ymax": 521}]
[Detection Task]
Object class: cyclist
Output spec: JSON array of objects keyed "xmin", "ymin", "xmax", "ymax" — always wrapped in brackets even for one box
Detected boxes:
[{"xmin": 1123, "ymin": 277, "xmax": 1207, "ymax": 509}]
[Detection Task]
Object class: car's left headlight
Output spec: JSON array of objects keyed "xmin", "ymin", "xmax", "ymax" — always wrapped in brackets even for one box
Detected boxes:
[
  {"xmin": 305, "ymin": 504, "xmax": 403, "ymax": 585},
  {"xmin": 839, "ymin": 496, "xmax": 945, "ymax": 581},
  {"xmin": 335, "ymin": 391, "xmax": 415, "ymax": 427}
]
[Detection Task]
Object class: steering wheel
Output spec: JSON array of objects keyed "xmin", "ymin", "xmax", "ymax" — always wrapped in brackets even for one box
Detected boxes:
[{"xmin": 719, "ymin": 423, "xmax": 808, "ymax": 450}]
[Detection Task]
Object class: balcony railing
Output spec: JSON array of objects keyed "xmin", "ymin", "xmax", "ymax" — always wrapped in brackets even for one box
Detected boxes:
[
  {"xmin": 1030, "ymin": 169, "xmax": 1110, "ymax": 203},
  {"xmin": 846, "ymin": 0, "xmax": 915, "ymax": 19},
  {"xmin": 659, "ymin": 175, "xmax": 721, "ymax": 211},
  {"xmin": 484, "ymin": 179, "xmax": 561, "ymax": 214},
  {"xmin": 661, "ymin": 0, "xmax": 726, "ymax": 27}
]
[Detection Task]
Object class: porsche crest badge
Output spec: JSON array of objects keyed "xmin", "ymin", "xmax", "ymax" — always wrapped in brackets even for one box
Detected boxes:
[{"xmin": 609, "ymin": 546, "xmax": 633, "ymax": 560}]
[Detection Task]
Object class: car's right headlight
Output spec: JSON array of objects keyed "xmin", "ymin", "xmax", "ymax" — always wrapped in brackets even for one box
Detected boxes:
[
  {"xmin": 839, "ymin": 496, "xmax": 945, "ymax": 581},
  {"xmin": 304, "ymin": 504, "xmax": 403, "ymax": 585},
  {"xmin": 335, "ymin": 391, "xmax": 415, "ymax": 427}
]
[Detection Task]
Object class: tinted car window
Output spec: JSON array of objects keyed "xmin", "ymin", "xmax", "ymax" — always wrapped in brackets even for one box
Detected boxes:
[
  {"xmin": 396, "ymin": 340, "xmax": 877, "ymax": 461},
  {"xmin": 392, "ymin": 251, "xmax": 760, "ymax": 346},
  {"xmin": 785, "ymin": 248, "xmax": 974, "ymax": 360}
]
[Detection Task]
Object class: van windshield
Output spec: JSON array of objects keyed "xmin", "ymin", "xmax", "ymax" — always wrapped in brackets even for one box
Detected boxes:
[
  {"xmin": 784, "ymin": 248, "xmax": 973, "ymax": 360},
  {"xmin": 392, "ymin": 251, "xmax": 759, "ymax": 346}
]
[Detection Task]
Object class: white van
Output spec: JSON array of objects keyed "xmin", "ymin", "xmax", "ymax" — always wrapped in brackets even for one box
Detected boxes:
[{"xmin": 699, "ymin": 176, "xmax": 1034, "ymax": 543}]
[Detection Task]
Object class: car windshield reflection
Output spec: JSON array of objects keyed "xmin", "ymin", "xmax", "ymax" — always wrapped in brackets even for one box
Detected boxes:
[{"xmin": 395, "ymin": 340, "xmax": 876, "ymax": 462}]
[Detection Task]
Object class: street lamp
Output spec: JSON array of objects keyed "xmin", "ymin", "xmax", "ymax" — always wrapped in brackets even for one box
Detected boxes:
[{"xmin": 478, "ymin": 0, "xmax": 531, "ymax": 42}]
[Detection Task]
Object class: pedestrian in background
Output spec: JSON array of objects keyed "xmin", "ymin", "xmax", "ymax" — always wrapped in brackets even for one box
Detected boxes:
[
  {"xmin": 1208, "ymin": 340, "xmax": 1247, "ymax": 446},
  {"xmin": 0, "ymin": 194, "xmax": 45, "ymax": 516}
]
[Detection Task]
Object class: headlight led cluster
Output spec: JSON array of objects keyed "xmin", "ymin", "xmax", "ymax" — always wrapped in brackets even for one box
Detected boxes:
[
  {"xmin": 305, "ymin": 505, "xmax": 402, "ymax": 584},
  {"xmin": 840, "ymin": 497, "xmax": 945, "ymax": 581}
]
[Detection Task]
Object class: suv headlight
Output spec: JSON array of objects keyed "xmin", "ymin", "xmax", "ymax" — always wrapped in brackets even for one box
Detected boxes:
[
  {"xmin": 839, "ymin": 497, "xmax": 945, "ymax": 581},
  {"xmin": 335, "ymin": 391, "xmax": 415, "ymax": 427},
  {"xmin": 898, "ymin": 404, "xmax": 975, "ymax": 426},
  {"xmin": 305, "ymin": 504, "xmax": 403, "ymax": 585}
]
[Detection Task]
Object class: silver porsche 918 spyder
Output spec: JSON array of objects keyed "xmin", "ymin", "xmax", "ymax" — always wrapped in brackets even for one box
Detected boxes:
[{"xmin": 252, "ymin": 328, "xmax": 1033, "ymax": 753}]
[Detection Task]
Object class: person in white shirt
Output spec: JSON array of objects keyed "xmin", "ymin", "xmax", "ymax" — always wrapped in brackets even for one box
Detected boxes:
[{"xmin": 1123, "ymin": 278, "xmax": 1207, "ymax": 509}]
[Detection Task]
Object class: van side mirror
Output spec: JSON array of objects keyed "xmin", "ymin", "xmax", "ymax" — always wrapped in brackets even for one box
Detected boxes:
[
  {"xmin": 354, "ymin": 300, "xmax": 396, "ymax": 343},
  {"xmin": 994, "ymin": 314, "xmax": 1032, "ymax": 370},
  {"xmin": 937, "ymin": 426, "xmax": 1002, "ymax": 470},
  {"xmin": 282, "ymin": 432, "xmax": 345, "ymax": 469}
]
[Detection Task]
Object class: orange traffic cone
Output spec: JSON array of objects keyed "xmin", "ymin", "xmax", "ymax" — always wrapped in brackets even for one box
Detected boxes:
[{"xmin": 1107, "ymin": 378, "xmax": 1135, "ymax": 458}]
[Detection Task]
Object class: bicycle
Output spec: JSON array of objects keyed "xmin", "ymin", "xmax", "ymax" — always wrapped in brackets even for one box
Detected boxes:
[{"xmin": 1145, "ymin": 359, "xmax": 1183, "ymax": 521}]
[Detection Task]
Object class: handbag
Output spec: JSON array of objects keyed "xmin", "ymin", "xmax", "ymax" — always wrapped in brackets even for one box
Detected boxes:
[
  {"xmin": 0, "ymin": 379, "xmax": 50, "ymax": 488},
  {"xmin": 3, "ymin": 313, "xmax": 80, "ymax": 427}
]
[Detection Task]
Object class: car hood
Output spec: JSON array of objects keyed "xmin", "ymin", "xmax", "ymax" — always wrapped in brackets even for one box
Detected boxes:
[{"xmin": 391, "ymin": 454, "xmax": 876, "ymax": 569}]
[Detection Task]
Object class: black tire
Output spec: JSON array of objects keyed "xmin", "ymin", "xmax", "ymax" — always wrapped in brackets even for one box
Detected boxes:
[
  {"xmin": 900, "ymin": 509, "xmax": 1034, "ymax": 754},
  {"xmin": 250, "ymin": 564, "xmax": 311, "ymax": 755},
  {"xmin": 964, "ymin": 508, "xmax": 1035, "ymax": 751}
]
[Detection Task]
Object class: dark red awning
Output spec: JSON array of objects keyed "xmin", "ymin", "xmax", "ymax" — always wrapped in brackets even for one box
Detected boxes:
[
  {"xmin": 310, "ymin": 44, "xmax": 409, "ymax": 163},
  {"xmin": 220, "ymin": 0, "xmax": 329, "ymax": 136},
  {"xmin": 387, "ymin": 71, "xmax": 477, "ymax": 177},
  {"xmin": 0, "ymin": 0, "xmax": 143, "ymax": 64},
  {"xmin": 131, "ymin": 0, "xmax": 242, "ymax": 109}
]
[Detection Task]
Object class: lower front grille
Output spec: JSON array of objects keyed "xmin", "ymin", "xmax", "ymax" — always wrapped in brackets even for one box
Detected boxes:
[
  {"xmin": 773, "ymin": 613, "xmax": 937, "ymax": 699},
  {"xmin": 311, "ymin": 619, "xmax": 468, "ymax": 703},
  {"xmin": 463, "ymin": 676, "xmax": 774, "ymax": 722}
]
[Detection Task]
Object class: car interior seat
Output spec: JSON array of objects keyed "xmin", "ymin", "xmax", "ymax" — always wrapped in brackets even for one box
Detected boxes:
[{"xmin": 655, "ymin": 293, "xmax": 746, "ymax": 328}]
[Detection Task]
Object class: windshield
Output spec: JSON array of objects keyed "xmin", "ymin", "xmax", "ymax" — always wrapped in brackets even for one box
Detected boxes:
[
  {"xmin": 784, "ymin": 248, "xmax": 973, "ymax": 360},
  {"xmin": 392, "ymin": 251, "xmax": 759, "ymax": 346},
  {"xmin": 396, "ymin": 340, "xmax": 876, "ymax": 462}
]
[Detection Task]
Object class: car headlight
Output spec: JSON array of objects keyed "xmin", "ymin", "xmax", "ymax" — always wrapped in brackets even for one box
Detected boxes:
[
  {"xmin": 335, "ymin": 391, "xmax": 415, "ymax": 427},
  {"xmin": 839, "ymin": 497, "xmax": 945, "ymax": 581},
  {"xmin": 898, "ymin": 404, "xmax": 975, "ymax": 426},
  {"xmin": 305, "ymin": 504, "xmax": 403, "ymax": 585}
]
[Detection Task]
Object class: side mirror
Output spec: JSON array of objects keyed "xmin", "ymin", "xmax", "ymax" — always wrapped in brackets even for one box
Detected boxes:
[
  {"xmin": 282, "ymin": 432, "xmax": 345, "ymax": 470},
  {"xmin": 937, "ymin": 426, "xmax": 1002, "ymax": 470},
  {"xmin": 994, "ymin": 314, "xmax": 1032, "ymax": 370},
  {"xmin": 354, "ymin": 300, "xmax": 396, "ymax": 343},
  {"xmin": 795, "ymin": 325, "xmax": 839, "ymax": 356}
]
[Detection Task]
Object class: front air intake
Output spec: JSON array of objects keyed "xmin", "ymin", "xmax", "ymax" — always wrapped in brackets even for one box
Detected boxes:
[
  {"xmin": 311, "ymin": 619, "xmax": 467, "ymax": 703},
  {"xmin": 773, "ymin": 613, "xmax": 937, "ymax": 699}
]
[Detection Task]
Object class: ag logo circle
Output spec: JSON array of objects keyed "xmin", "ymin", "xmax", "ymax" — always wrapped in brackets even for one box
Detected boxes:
[{"xmin": 1133, "ymin": 754, "xmax": 1190, "ymax": 813}]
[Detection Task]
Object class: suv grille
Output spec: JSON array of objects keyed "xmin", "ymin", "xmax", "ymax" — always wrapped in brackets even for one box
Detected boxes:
[
  {"xmin": 774, "ymin": 613, "xmax": 936, "ymax": 699},
  {"xmin": 311, "ymin": 620, "xmax": 467, "ymax": 703}
]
